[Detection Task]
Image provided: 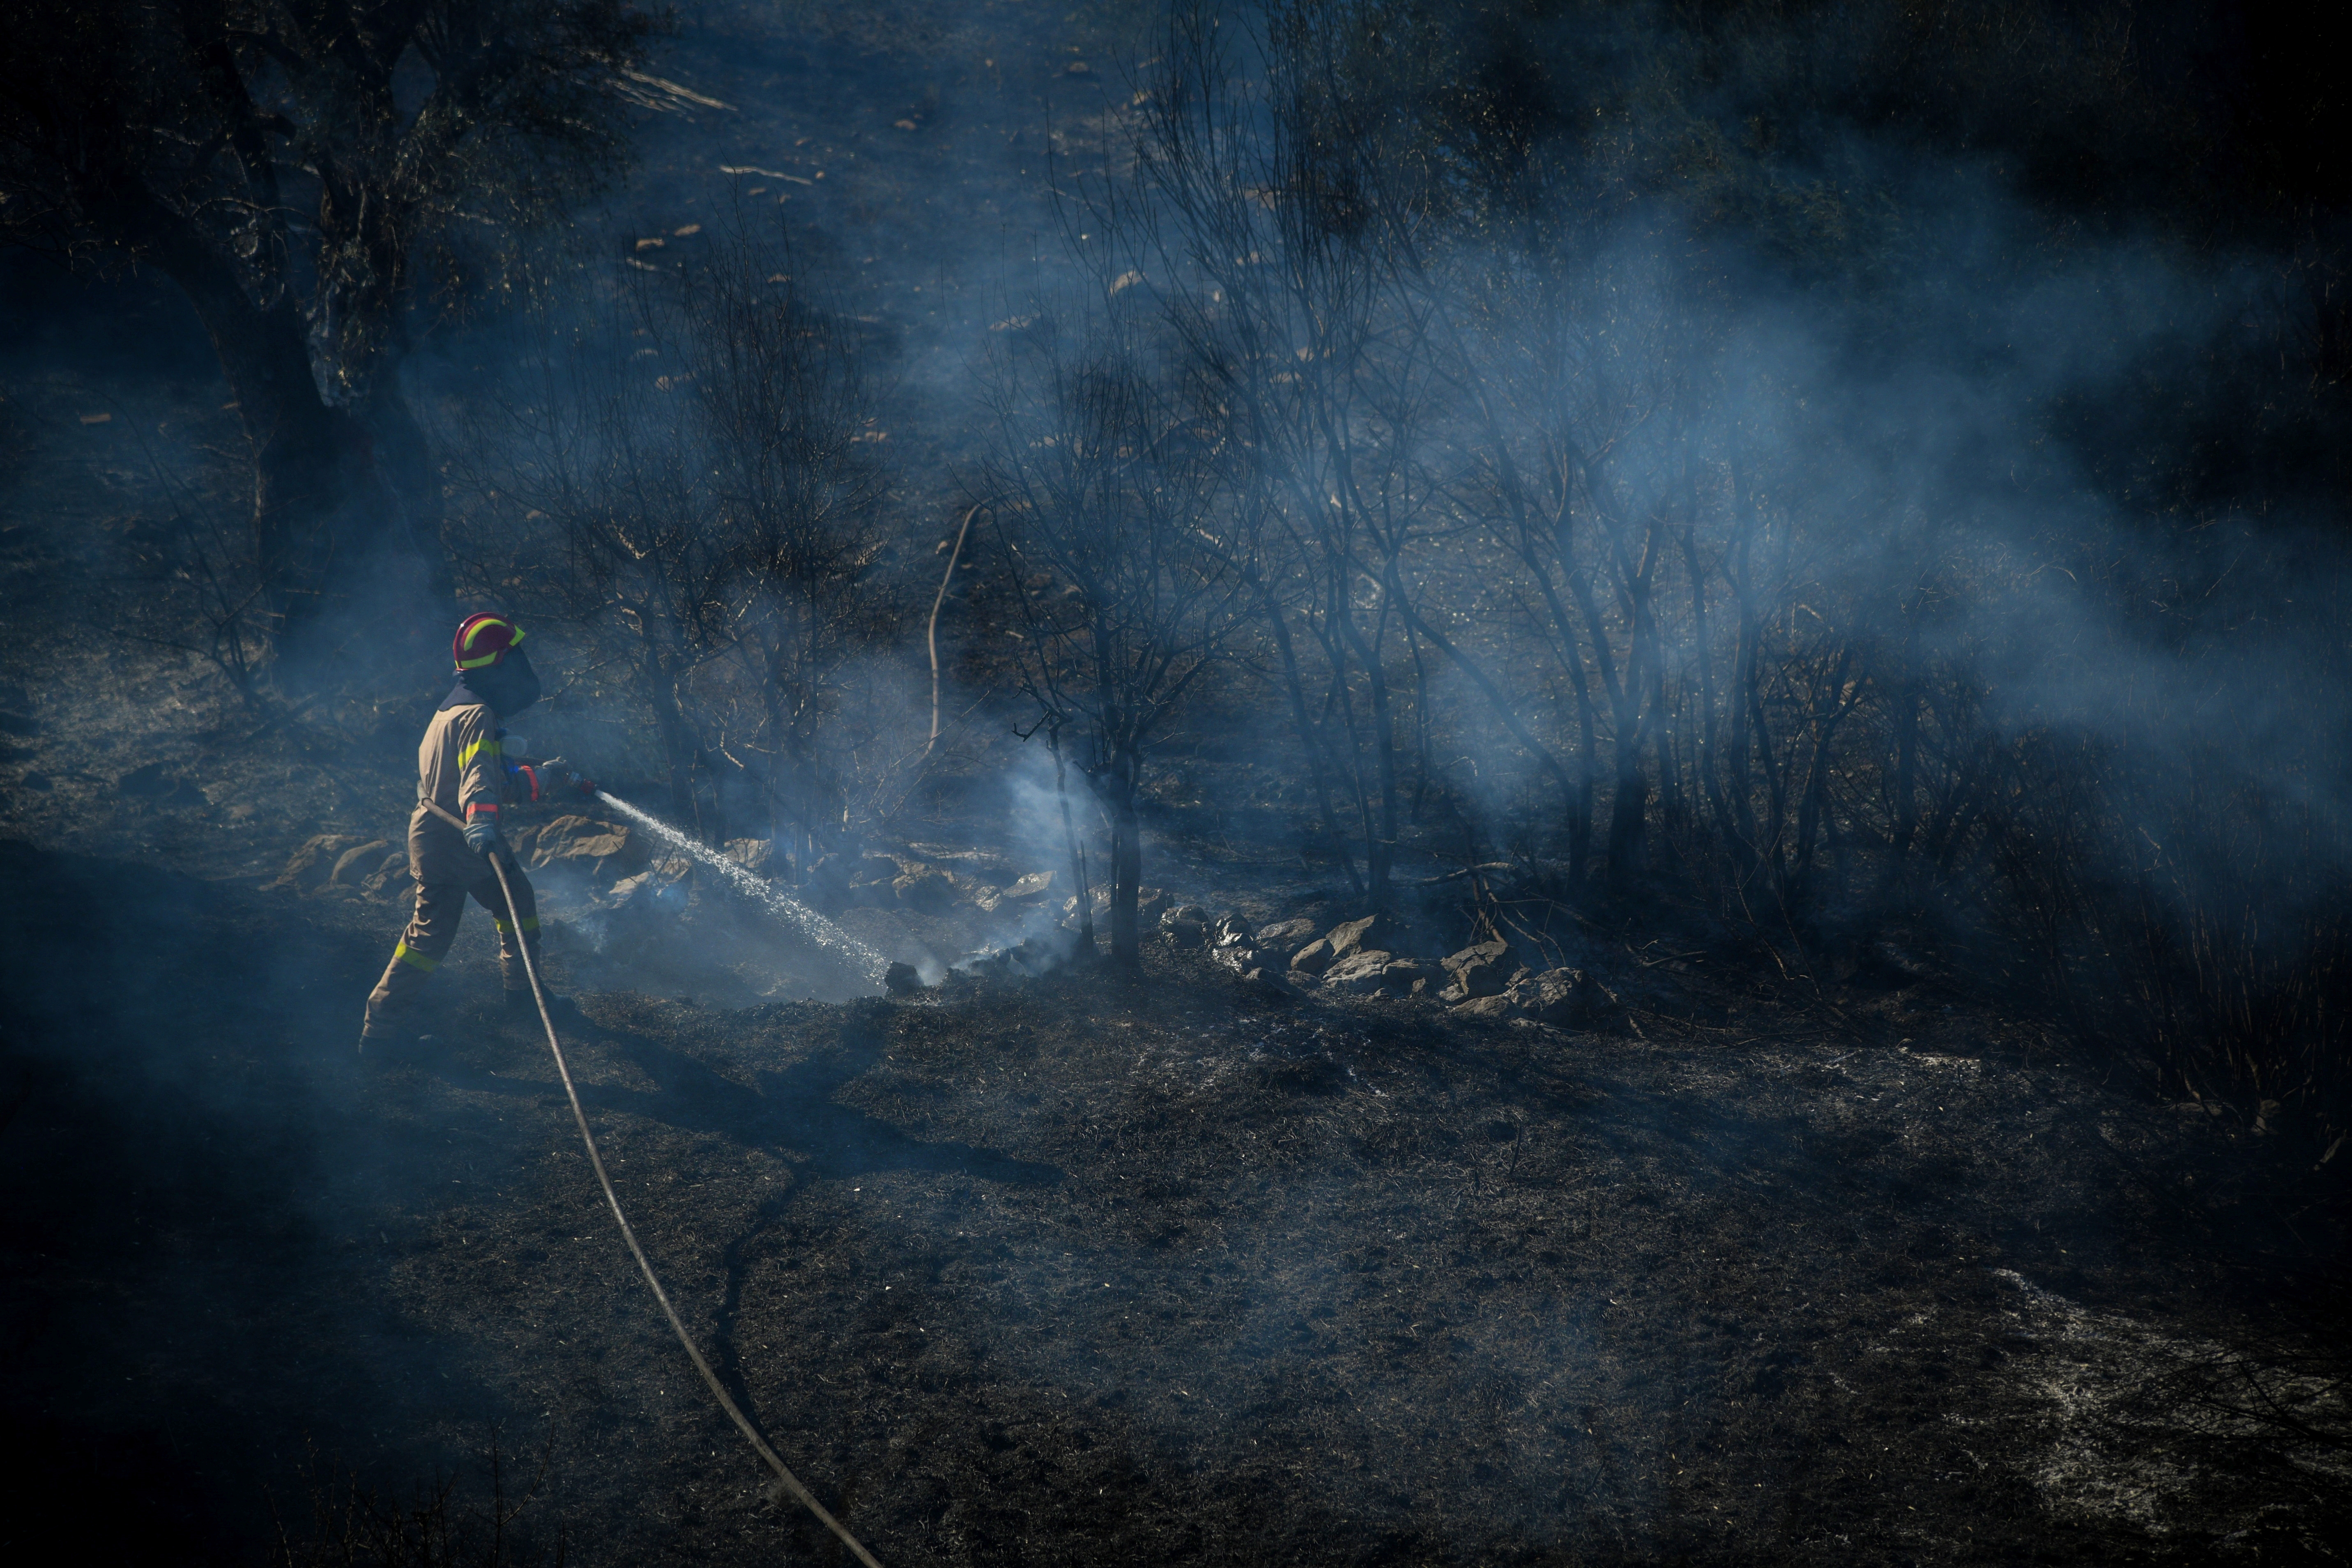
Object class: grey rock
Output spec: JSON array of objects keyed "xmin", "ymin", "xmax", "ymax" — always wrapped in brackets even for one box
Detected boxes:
[
  {"xmin": 723, "ymin": 837, "xmax": 776, "ymax": 875},
  {"xmin": 527, "ymin": 817, "xmax": 645, "ymax": 882},
  {"xmin": 270, "ymin": 834, "xmax": 368, "ymax": 892},
  {"xmin": 361, "ymin": 849, "xmax": 413, "ymax": 899},
  {"xmin": 329, "ymin": 839, "xmax": 392, "ymax": 886},
  {"xmin": 1441, "ymin": 939, "xmax": 1517, "ymax": 998},
  {"xmin": 1527, "ymin": 967, "xmax": 1618, "ymax": 1028},
  {"xmin": 1323, "ymin": 949, "xmax": 1396, "ymax": 990},
  {"xmin": 1451, "ymin": 956, "xmax": 1509, "ymax": 998},
  {"xmin": 1441, "ymin": 939, "xmax": 1513, "ymax": 975},
  {"xmin": 1254, "ymin": 917, "xmax": 1320, "ymax": 949},
  {"xmin": 1002, "ymin": 869, "xmax": 1056, "ymax": 902},
  {"xmin": 1373, "ymin": 960, "xmax": 1438, "ymax": 998},
  {"xmin": 1290, "ymin": 937, "xmax": 1336, "ymax": 974},
  {"xmin": 1326, "ymin": 912, "xmax": 1411, "ymax": 962}
]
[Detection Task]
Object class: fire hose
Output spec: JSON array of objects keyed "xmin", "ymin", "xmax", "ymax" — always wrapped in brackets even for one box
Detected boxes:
[{"xmin": 419, "ymin": 797, "xmax": 884, "ymax": 1568}]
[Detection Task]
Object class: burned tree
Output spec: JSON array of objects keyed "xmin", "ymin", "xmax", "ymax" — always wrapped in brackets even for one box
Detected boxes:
[
  {"xmin": 0, "ymin": 0, "xmax": 658, "ymax": 652},
  {"xmin": 1127, "ymin": 0, "xmax": 1460, "ymax": 908},
  {"xmin": 677, "ymin": 222, "xmax": 889, "ymax": 870},
  {"xmin": 984, "ymin": 299, "xmax": 1247, "ymax": 965},
  {"xmin": 464, "ymin": 219, "xmax": 891, "ymax": 854},
  {"xmin": 487, "ymin": 288, "xmax": 730, "ymax": 829}
]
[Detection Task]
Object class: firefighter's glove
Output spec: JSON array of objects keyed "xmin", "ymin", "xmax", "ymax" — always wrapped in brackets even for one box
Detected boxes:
[{"xmin": 464, "ymin": 817, "xmax": 507, "ymax": 860}]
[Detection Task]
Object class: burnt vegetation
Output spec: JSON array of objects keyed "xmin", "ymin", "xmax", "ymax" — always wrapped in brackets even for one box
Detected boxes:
[{"xmin": 6, "ymin": 0, "xmax": 2352, "ymax": 1563}]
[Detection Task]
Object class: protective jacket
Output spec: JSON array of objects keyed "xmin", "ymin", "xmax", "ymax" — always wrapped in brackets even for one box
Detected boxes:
[
  {"xmin": 410, "ymin": 677, "xmax": 554, "ymax": 885},
  {"xmin": 362, "ymin": 677, "xmax": 555, "ymax": 1041}
]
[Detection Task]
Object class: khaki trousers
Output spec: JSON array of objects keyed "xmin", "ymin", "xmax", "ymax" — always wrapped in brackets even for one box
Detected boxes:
[{"xmin": 363, "ymin": 864, "xmax": 540, "ymax": 1035}]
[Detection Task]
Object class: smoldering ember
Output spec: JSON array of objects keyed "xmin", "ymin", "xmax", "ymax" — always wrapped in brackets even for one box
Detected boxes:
[{"xmin": 6, "ymin": 1, "xmax": 2352, "ymax": 1563}]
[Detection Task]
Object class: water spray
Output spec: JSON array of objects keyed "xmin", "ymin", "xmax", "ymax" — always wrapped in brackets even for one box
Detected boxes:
[
  {"xmin": 591, "ymin": 791, "xmax": 892, "ymax": 985},
  {"xmin": 417, "ymin": 796, "xmax": 888, "ymax": 1567}
]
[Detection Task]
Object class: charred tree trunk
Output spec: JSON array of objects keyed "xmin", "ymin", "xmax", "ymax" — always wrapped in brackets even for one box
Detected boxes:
[
  {"xmin": 1049, "ymin": 725, "xmax": 1095, "ymax": 955},
  {"xmin": 1262, "ymin": 591, "xmax": 1362, "ymax": 893},
  {"xmin": 1876, "ymin": 631, "xmax": 1923, "ymax": 905},
  {"xmin": 1789, "ymin": 646, "xmax": 1857, "ymax": 906},
  {"xmin": 1336, "ymin": 607, "xmax": 1399, "ymax": 905},
  {"xmin": 126, "ymin": 196, "xmax": 348, "ymax": 637},
  {"xmin": 89, "ymin": 178, "xmax": 433, "ymax": 659},
  {"xmin": 1102, "ymin": 754, "xmax": 1145, "ymax": 967},
  {"xmin": 360, "ymin": 362, "xmax": 452, "ymax": 601},
  {"xmin": 636, "ymin": 640, "xmax": 700, "ymax": 831}
]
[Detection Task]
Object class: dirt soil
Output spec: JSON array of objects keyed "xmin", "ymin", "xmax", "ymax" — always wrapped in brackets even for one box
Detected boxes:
[
  {"xmin": 4, "ymin": 797, "xmax": 2350, "ymax": 1564},
  {"xmin": 5, "ymin": 2, "xmax": 2350, "ymax": 1563}
]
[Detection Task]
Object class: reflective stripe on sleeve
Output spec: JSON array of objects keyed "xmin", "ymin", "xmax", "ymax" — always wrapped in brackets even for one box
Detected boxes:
[
  {"xmin": 466, "ymin": 801, "xmax": 499, "ymax": 818},
  {"xmin": 458, "ymin": 736, "xmax": 503, "ymax": 771},
  {"xmin": 392, "ymin": 941, "xmax": 439, "ymax": 972}
]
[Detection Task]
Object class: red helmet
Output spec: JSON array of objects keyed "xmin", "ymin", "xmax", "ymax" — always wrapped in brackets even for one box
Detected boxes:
[{"xmin": 453, "ymin": 612, "xmax": 527, "ymax": 671}]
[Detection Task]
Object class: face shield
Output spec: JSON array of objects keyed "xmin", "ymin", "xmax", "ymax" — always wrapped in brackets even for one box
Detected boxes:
[{"xmin": 475, "ymin": 647, "xmax": 542, "ymax": 718}]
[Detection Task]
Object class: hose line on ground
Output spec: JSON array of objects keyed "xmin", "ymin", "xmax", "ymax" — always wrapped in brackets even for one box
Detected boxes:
[{"xmin": 423, "ymin": 800, "xmax": 883, "ymax": 1567}]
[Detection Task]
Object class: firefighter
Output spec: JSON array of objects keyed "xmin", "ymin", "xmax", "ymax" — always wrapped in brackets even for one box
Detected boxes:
[{"xmin": 360, "ymin": 612, "xmax": 582, "ymax": 1052}]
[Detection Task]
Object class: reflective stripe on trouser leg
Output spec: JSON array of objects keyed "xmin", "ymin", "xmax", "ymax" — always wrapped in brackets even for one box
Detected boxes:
[
  {"xmin": 472, "ymin": 868, "xmax": 541, "ymax": 992},
  {"xmin": 365, "ymin": 880, "xmax": 470, "ymax": 1028}
]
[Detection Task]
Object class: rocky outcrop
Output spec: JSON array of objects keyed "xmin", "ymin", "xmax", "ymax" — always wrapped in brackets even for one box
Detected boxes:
[
  {"xmin": 1439, "ymin": 938, "xmax": 1515, "ymax": 1000},
  {"xmin": 522, "ymin": 816, "xmax": 647, "ymax": 884},
  {"xmin": 1445, "ymin": 964, "xmax": 1622, "ymax": 1029},
  {"xmin": 1160, "ymin": 904, "xmax": 1209, "ymax": 948},
  {"xmin": 893, "ymin": 864, "xmax": 959, "ymax": 914},
  {"xmin": 978, "ymin": 869, "xmax": 1055, "ymax": 912},
  {"xmin": 1379, "ymin": 960, "xmax": 1439, "ymax": 997},
  {"xmin": 722, "ymin": 837, "xmax": 776, "ymax": 875},
  {"xmin": 1321, "ymin": 948, "xmax": 1396, "ymax": 990},
  {"xmin": 1324, "ymin": 911, "xmax": 1411, "ymax": 964},
  {"xmin": 1323, "ymin": 953, "xmax": 1437, "ymax": 998},
  {"xmin": 1066, "ymin": 886, "xmax": 1172, "ymax": 926},
  {"xmin": 1254, "ymin": 917, "xmax": 1319, "ymax": 950},
  {"xmin": 328, "ymin": 839, "xmax": 392, "ymax": 886},
  {"xmin": 359, "ymin": 849, "xmax": 412, "ymax": 900},
  {"xmin": 271, "ymin": 834, "xmax": 371, "ymax": 892},
  {"xmin": 1210, "ymin": 914, "xmax": 1254, "ymax": 950}
]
